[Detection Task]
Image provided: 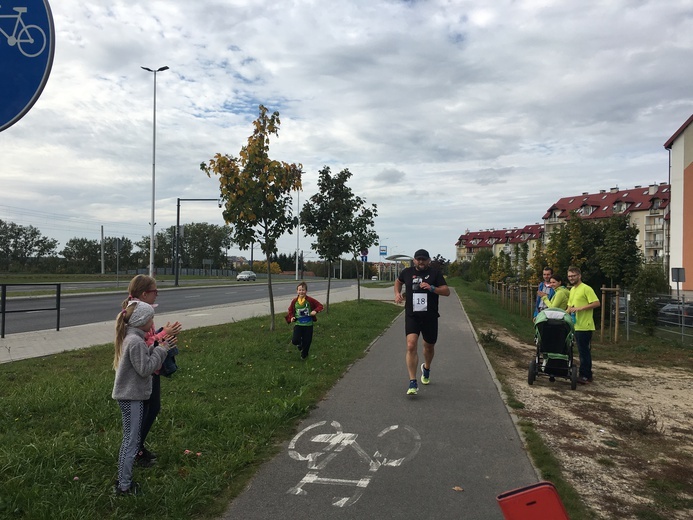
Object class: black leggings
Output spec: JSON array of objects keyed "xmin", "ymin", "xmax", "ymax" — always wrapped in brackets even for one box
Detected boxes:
[
  {"xmin": 139, "ymin": 374, "xmax": 161, "ymax": 451},
  {"xmin": 292, "ymin": 325, "xmax": 314, "ymax": 359}
]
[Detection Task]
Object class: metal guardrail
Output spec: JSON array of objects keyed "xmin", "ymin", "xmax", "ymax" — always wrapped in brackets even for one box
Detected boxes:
[{"xmin": 1, "ymin": 283, "xmax": 61, "ymax": 338}]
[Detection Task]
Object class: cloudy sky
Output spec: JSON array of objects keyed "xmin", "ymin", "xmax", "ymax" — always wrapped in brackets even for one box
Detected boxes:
[{"xmin": 2, "ymin": 0, "xmax": 693, "ymax": 265}]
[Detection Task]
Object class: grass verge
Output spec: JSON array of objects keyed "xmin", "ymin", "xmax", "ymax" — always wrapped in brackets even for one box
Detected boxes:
[
  {"xmin": 449, "ymin": 277, "xmax": 693, "ymax": 520},
  {"xmin": 0, "ymin": 299, "xmax": 401, "ymax": 519}
]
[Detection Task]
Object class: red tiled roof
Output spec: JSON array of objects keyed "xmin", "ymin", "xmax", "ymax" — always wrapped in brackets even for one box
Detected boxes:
[
  {"xmin": 456, "ymin": 224, "xmax": 544, "ymax": 248},
  {"xmin": 542, "ymin": 184, "xmax": 670, "ymax": 221}
]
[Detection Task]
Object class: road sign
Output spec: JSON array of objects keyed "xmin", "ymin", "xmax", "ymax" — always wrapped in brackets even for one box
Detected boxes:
[
  {"xmin": 379, "ymin": 246, "xmax": 387, "ymax": 256},
  {"xmin": 361, "ymin": 256, "xmax": 367, "ymax": 262},
  {"xmin": 0, "ymin": 0, "xmax": 55, "ymax": 132}
]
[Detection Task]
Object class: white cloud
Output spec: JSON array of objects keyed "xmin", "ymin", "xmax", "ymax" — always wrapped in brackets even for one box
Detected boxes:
[{"xmin": 1, "ymin": 0, "xmax": 692, "ymax": 263}]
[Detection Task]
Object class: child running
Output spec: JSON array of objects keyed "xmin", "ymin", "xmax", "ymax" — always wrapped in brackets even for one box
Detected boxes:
[
  {"xmin": 285, "ymin": 282, "xmax": 324, "ymax": 359},
  {"xmin": 112, "ymin": 300, "xmax": 174, "ymax": 496}
]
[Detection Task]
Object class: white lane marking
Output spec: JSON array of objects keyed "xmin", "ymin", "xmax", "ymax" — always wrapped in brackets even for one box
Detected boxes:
[{"xmin": 287, "ymin": 420, "xmax": 421, "ymax": 507}]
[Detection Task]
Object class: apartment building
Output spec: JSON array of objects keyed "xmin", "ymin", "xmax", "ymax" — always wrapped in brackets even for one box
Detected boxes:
[
  {"xmin": 543, "ymin": 183, "xmax": 670, "ymax": 264},
  {"xmin": 664, "ymin": 113, "xmax": 693, "ymax": 291},
  {"xmin": 456, "ymin": 184, "xmax": 670, "ymax": 267},
  {"xmin": 455, "ymin": 224, "xmax": 544, "ymax": 263}
]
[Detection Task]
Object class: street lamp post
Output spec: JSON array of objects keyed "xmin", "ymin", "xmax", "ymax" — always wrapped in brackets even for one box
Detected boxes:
[
  {"xmin": 175, "ymin": 197, "xmax": 220, "ymax": 286},
  {"xmin": 295, "ymin": 188, "xmax": 300, "ymax": 280},
  {"xmin": 141, "ymin": 65, "xmax": 169, "ymax": 277}
]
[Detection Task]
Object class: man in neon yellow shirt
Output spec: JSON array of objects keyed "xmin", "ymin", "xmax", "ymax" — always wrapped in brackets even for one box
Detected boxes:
[{"xmin": 566, "ymin": 266, "xmax": 601, "ymax": 384}]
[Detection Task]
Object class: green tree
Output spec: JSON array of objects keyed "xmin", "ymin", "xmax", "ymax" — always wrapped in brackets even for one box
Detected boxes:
[
  {"xmin": 489, "ymin": 253, "xmax": 504, "ymax": 283},
  {"xmin": 201, "ymin": 105, "xmax": 302, "ymax": 330},
  {"xmin": 172, "ymin": 223, "xmax": 232, "ymax": 270},
  {"xmin": 448, "ymin": 260, "xmax": 466, "ymax": 278},
  {"xmin": 103, "ymin": 236, "xmax": 134, "ymax": 273},
  {"xmin": 546, "ymin": 213, "xmax": 642, "ymax": 292},
  {"xmin": 62, "ymin": 238, "xmax": 100, "ymax": 274},
  {"xmin": 468, "ymin": 248, "xmax": 494, "ymax": 282},
  {"xmin": 529, "ymin": 238, "xmax": 549, "ymax": 285},
  {"xmin": 301, "ymin": 166, "xmax": 377, "ymax": 309},
  {"xmin": 630, "ymin": 262, "xmax": 670, "ymax": 335},
  {"xmin": 596, "ymin": 215, "xmax": 642, "ymax": 287},
  {"xmin": 545, "ymin": 213, "xmax": 602, "ymax": 285},
  {"xmin": 518, "ymin": 242, "xmax": 530, "ymax": 282},
  {"xmin": 274, "ymin": 253, "xmax": 296, "ymax": 272},
  {"xmin": 131, "ymin": 236, "xmax": 151, "ymax": 269},
  {"xmin": 512, "ymin": 244, "xmax": 521, "ymax": 279},
  {"xmin": 250, "ymin": 260, "xmax": 282, "ymax": 274},
  {"xmin": 0, "ymin": 219, "xmax": 58, "ymax": 271},
  {"xmin": 432, "ymin": 254, "xmax": 450, "ymax": 275}
]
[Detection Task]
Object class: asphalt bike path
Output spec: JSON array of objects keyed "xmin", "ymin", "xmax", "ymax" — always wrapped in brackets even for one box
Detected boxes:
[{"xmin": 221, "ymin": 290, "xmax": 539, "ymax": 519}]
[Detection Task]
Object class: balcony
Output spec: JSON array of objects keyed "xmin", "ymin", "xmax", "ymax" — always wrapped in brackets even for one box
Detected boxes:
[{"xmin": 645, "ymin": 240, "xmax": 661, "ymax": 248}]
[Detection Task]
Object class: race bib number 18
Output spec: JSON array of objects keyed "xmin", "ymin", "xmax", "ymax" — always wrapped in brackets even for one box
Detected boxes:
[{"xmin": 413, "ymin": 293, "xmax": 428, "ymax": 312}]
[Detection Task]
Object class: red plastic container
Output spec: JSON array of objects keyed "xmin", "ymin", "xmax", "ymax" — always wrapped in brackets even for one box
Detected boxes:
[{"xmin": 496, "ymin": 481, "xmax": 570, "ymax": 519}]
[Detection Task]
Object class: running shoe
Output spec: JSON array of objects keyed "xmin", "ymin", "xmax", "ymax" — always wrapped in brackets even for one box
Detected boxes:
[
  {"xmin": 420, "ymin": 363, "xmax": 430, "ymax": 385},
  {"xmin": 407, "ymin": 380, "xmax": 418, "ymax": 395}
]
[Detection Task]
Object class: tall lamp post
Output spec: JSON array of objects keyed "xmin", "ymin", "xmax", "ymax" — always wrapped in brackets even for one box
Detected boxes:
[
  {"xmin": 141, "ymin": 65, "xmax": 169, "ymax": 277},
  {"xmin": 175, "ymin": 197, "xmax": 221, "ymax": 286},
  {"xmin": 295, "ymin": 188, "xmax": 300, "ymax": 280}
]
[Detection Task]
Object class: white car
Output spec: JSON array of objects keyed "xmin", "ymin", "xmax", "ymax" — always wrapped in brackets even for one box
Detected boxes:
[
  {"xmin": 371, "ymin": 276, "xmax": 378, "ymax": 281},
  {"xmin": 236, "ymin": 271, "xmax": 257, "ymax": 281}
]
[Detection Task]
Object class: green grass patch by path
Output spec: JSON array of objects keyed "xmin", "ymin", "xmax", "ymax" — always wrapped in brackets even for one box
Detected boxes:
[
  {"xmin": 449, "ymin": 277, "xmax": 693, "ymax": 519},
  {"xmin": 0, "ymin": 300, "xmax": 401, "ymax": 520}
]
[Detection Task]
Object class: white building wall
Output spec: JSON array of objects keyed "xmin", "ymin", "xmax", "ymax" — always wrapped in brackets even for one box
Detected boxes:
[
  {"xmin": 668, "ymin": 141, "xmax": 684, "ymax": 289},
  {"xmin": 667, "ymin": 123, "xmax": 693, "ymax": 291}
]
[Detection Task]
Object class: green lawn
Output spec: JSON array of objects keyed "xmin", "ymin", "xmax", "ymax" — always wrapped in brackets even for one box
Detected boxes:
[
  {"xmin": 5, "ymin": 276, "xmax": 685, "ymax": 519},
  {"xmin": 0, "ymin": 299, "xmax": 401, "ymax": 520}
]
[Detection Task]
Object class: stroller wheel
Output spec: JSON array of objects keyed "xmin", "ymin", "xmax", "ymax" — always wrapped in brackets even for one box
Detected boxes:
[
  {"xmin": 570, "ymin": 365, "xmax": 578, "ymax": 390},
  {"xmin": 528, "ymin": 359, "xmax": 537, "ymax": 385}
]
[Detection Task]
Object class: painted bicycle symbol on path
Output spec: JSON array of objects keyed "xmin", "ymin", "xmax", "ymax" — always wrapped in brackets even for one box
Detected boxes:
[
  {"xmin": 0, "ymin": 5, "xmax": 47, "ymax": 57},
  {"xmin": 287, "ymin": 420, "xmax": 421, "ymax": 507}
]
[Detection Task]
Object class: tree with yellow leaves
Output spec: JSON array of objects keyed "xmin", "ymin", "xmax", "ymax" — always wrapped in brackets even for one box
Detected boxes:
[{"xmin": 200, "ymin": 105, "xmax": 302, "ymax": 330}]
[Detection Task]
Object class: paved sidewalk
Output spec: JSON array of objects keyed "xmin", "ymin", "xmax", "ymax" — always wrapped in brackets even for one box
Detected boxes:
[
  {"xmin": 221, "ymin": 290, "xmax": 540, "ymax": 519},
  {"xmin": 0, "ymin": 284, "xmax": 367, "ymax": 364}
]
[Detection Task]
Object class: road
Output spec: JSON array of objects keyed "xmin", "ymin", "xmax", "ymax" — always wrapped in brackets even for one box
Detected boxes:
[{"xmin": 0, "ymin": 279, "xmax": 354, "ymax": 335}]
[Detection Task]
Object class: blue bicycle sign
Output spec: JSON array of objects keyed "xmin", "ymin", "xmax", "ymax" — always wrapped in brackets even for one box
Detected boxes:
[
  {"xmin": 0, "ymin": 0, "xmax": 54, "ymax": 132},
  {"xmin": 1, "ymin": 5, "xmax": 46, "ymax": 57}
]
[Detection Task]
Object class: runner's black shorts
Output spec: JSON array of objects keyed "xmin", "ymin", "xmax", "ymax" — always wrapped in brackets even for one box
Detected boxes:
[{"xmin": 404, "ymin": 313, "xmax": 440, "ymax": 344}]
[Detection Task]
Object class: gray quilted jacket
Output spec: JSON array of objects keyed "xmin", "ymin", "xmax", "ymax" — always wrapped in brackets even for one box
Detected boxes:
[{"xmin": 112, "ymin": 327, "xmax": 168, "ymax": 401}]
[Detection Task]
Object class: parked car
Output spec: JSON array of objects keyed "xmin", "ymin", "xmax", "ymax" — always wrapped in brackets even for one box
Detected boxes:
[
  {"xmin": 656, "ymin": 302, "xmax": 693, "ymax": 327},
  {"xmin": 371, "ymin": 276, "xmax": 378, "ymax": 281},
  {"xmin": 236, "ymin": 271, "xmax": 257, "ymax": 281},
  {"xmin": 610, "ymin": 296, "xmax": 628, "ymax": 323}
]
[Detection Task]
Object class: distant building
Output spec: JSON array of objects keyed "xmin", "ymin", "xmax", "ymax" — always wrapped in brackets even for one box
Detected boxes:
[
  {"xmin": 542, "ymin": 183, "xmax": 670, "ymax": 265},
  {"xmin": 455, "ymin": 224, "xmax": 544, "ymax": 264},
  {"xmin": 664, "ymin": 113, "xmax": 693, "ymax": 291},
  {"xmin": 455, "ymin": 184, "xmax": 670, "ymax": 272}
]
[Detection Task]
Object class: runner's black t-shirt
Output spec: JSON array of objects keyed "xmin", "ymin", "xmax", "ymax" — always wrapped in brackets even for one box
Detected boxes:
[{"xmin": 398, "ymin": 266, "xmax": 447, "ymax": 316}]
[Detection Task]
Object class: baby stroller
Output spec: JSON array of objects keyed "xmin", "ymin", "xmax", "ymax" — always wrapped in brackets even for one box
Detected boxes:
[{"xmin": 528, "ymin": 308, "xmax": 578, "ymax": 390}]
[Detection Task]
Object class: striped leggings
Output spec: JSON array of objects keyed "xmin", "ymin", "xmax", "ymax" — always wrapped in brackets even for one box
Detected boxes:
[{"xmin": 117, "ymin": 400, "xmax": 144, "ymax": 491}]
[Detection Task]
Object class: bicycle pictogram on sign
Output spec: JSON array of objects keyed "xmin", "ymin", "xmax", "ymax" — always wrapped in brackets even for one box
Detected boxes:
[
  {"xmin": 287, "ymin": 420, "xmax": 421, "ymax": 507},
  {"xmin": 0, "ymin": 5, "xmax": 47, "ymax": 57}
]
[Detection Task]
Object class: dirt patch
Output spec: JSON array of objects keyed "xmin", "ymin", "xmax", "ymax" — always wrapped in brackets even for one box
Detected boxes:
[{"xmin": 488, "ymin": 329, "xmax": 693, "ymax": 519}]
